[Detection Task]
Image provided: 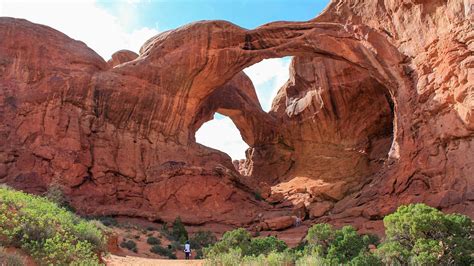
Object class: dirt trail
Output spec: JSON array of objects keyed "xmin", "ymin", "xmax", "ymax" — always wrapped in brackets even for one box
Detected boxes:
[{"xmin": 105, "ymin": 255, "xmax": 204, "ymax": 266}]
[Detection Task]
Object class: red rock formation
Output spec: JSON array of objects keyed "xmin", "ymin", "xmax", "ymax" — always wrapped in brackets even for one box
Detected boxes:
[
  {"xmin": 0, "ymin": 0, "xmax": 472, "ymax": 232},
  {"xmin": 107, "ymin": 50, "xmax": 138, "ymax": 68}
]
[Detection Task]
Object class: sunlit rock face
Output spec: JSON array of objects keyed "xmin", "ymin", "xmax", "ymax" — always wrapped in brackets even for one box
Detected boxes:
[{"xmin": 0, "ymin": 0, "xmax": 472, "ymax": 229}]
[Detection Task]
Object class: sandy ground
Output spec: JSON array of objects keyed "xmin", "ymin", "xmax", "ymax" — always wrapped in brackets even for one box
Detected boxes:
[{"xmin": 105, "ymin": 255, "xmax": 204, "ymax": 266}]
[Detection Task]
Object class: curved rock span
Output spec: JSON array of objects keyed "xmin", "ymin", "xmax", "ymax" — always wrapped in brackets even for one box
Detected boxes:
[{"xmin": 0, "ymin": 0, "xmax": 472, "ymax": 231}]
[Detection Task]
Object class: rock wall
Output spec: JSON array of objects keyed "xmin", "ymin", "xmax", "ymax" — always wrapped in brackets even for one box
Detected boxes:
[{"xmin": 0, "ymin": 0, "xmax": 472, "ymax": 229}]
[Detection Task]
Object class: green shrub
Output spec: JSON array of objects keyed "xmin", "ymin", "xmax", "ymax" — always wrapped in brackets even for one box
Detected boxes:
[
  {"xmin": 203, "ymin": 204, "xmax": 473, "ymax": 266},
  {"xmin": 349, "ymin": 252, "xmax": 383, "ymax": 266},
  {"xmin": 190, "ymin": 231, "xmax": 217, "ymax": 249},
  {"xmin": 195, "ymin": 249, "xmax": 204, "ymax": 259},
  {"xmin": 305, "ymin": 223, "xmax": 335, "ymax": 252},
  {"xmin": 76, "ymin": 220, "xmax": 108, "ymax": 251},
  {"xmin": 147, "ymin": 236, "xmax": 161, "ymax": 245},
  {"xmin": 205, "ymin": 248, "xmax": 242, "ymax": 266},
  {"xmin": 375, "ymin": 241, "xmax": 410, "ymax": 265},
  {"xmin": 362, "ymin": 233, "xmax": 380, "ymax": 246},
  {"xmin": 206, "ymin": 248, "xmax": 294, "ymax": 266},
  {"xmin": 254, "ymin": 192, "xmax": 263, "ymax": 201},
  {"xmin": 161, "ymin": 222, "xmax": 169, "ymax": 233},
  {"xmin": 377, "ymin": 203, "xmax": 473, "ymax": 265},
  {"xmin": 169, "ymin": 241, "xmax": 181, "ymax": 251},
  {"xmin": 190, "ymin": 230, "xmax": 217, "ymax": 259},
  {"xmin": 263, "ymin": 251, "xmax": 294, "ymax": 265},
  {"xmin": 44, "ymin": 183, "xmax": 67, "ymax": 207},
  {"xmin": 172, "ymin": 217, "xmax": 188, "ymax": 242},
  {"xmin": 304, "ymin": 223, "xmax": 377, "ymax": 264},
  {"xmin": 120, "ymin": 239, "xmax": 137, "ymax": 253},
  {"xmin": 296, "ymin": 254, "xmax": 330, "ymax": 266},
  {"xmin": 204, "ymin": 229, "xmax": 291, "ymax": 264},
  {"xmin": 0, "ymin": 187, "xmax": 105, "ymax": 265},
  {"xmin": 248, "ymin": 236, "xmax": 288, "ymax": 256},
  {"xmin": 150, "ymin": 245, "xmax": 177, "ymax": 259},
  {"xmin": 204, "ymin": 228, "xmax": 252, "ymax": 257},
  {"xmin": 326, "ymin": 226, "xmax": 366, "ymax": 262}
]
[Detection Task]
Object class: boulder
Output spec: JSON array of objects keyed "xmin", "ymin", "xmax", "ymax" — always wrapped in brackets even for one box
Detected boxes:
[
  {"xmin": 263, "ymin": 216, "xmax": 296, "ymax": 231},
  {"xmin": 309, "ymin": 201, "xmax": 334, "ymax": 219}
]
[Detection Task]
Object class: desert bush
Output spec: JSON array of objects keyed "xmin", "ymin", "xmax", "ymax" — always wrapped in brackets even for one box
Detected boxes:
[
  {"xmin": 305, "ymin": 223, "xmax": 335, "ymax": 254},
  {"xmin": 120, "ymin": 239, "xmax": 137, "ymax": 253},
  {"xmin": 253, "ymin": 192, "xmax": 263, "ymax": 201},
  {"xmin": 0, "ymin": 186, "xmax": 105, "ymax": 265},
  {"xmin": 190, "ymin": 230, "xmax": 217, "ymax": 249},
  {"xmin": 204, "ymin": 228, "xmax": 252, "ymax": 257},
  {"xmin": 195, "ymin": 249, "xmax": 204, "ymax": 259},
  {"xmin": 147, "ymin": 236, "xmax": 161, "ymax": 245},
  {"xmin": 168, "ymin": 240, "xmax": 181, "ymax": 251},
  {"xmin": 150, "ymin": 245, "xmax": 177, "ymax": 259},
  {"xmin": 349, "ymin": 252, "xmax": 383, "ymax": 266},
  {"xmin": 43, "ymin": 183, "xmax": 67, "ymax": 207},
  {"xmin": 190, "ymin": 230, "xmax": 217, "ymax": 259},
  {"xmin": 262, "ymin": 251, "xmax": 294, "ymax": 265},
  {"xmin": 326, "ymin": 225, "xmax": 366, "ymax": 262},
  {"xmin": 172, "ymin": 217, "xmax": 188, "ymax": 242},
  {"xmin": 204, "ymin": 229, "xmax": 293, "ymax": 264},
  {"xmin": 204, "ymin": 204, "xmax": 473, "ymax": 265},
  {"xmin": 205, "ymin": 248, "xmax": 242, "ymax": 266},
  {"xmin": 377, "ymin": 203, "xmax": 473, "ymax": 265},
  {"xmin": 206, "ymin": 248, "xmax": 294, "ymax": 266},
  {"xmin": 303, "ymin": 223, "xmax": 379, "ymax": 264},
  {"xmin": 248, "ymin": 236, "xmax": 288, "ymax": 256},
  {"xmin": 295, "ymin": 254, "xmax": 329, "ymax": 266},
  {"xmin": 97, "ymin": 216, "xmax": 118, "ymax": 227}
]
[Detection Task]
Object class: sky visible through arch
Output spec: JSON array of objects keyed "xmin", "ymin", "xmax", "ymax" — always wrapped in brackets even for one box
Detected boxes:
[{"xmin": 0, "ymin": 0, "xmax": 330, "ymax": 160}]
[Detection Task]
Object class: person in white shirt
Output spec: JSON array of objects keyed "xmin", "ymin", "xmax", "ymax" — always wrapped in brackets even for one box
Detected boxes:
[{"xmin": 184, "ymin": 240, "xmax": 191, "ymax": 260}]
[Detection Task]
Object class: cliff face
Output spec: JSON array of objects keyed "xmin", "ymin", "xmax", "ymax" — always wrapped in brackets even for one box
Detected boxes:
[{"xmin": 0, "ymin": 0, "xmax": 472, "ymax": 229}]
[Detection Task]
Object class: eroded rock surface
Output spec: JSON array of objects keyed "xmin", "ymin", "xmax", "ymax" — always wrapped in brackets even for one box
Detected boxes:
[{"xmin": 0, "ymin": 0, "xmax": 472, "ymax": 231}]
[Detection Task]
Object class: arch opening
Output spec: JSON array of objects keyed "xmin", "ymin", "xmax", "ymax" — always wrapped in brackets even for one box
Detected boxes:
[
  {"xmin": 195, "ymin": 113, "xmax": 250, "ymax": 161},
  {"xmin": 243, "ymin": 57, "xmax": 292, "ymax": 112}
]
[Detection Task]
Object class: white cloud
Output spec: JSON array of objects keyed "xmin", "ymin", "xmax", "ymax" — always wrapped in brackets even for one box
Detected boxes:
[
  {"xmin": 196, "ymin": 116, "xmax": 249, "ymax": 160},
  {"xmin": 0, "ymin": 0, "xmax": 159, "ymax": 60},
  {"xmin": 244, "ymin": 57, "xmax": 291, "ymax": 111}
]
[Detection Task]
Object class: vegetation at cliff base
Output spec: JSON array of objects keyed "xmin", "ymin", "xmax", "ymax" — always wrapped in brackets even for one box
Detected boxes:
[
  {"xmin": 0, "ymin": 186, "xmax": 107, "ymax": 265},
  {"xmin": 377, "ymin": 203, "xmax": 473, "ymax": 265},
  {"xmin": 204, "ymin": 203, "xmax": 473, "ymax": 265}
]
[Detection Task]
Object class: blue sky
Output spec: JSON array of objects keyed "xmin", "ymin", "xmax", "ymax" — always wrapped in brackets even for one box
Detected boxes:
[
  {"xmin": 96, "ymin": 0, "xmax": 328, "ymax": 31},
  {"xmin": 0, "ymin": 0, "xmax": 330, "ymax": 159}
]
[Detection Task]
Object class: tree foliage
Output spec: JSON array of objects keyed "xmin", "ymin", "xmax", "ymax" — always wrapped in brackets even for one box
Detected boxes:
[
  {"xmin": 378, "ymin": 203, "xmax": 473, "ymax": 265},
  {"xmin": 171, "ymin": 216, "xmax": 188, "ymax": 242}
]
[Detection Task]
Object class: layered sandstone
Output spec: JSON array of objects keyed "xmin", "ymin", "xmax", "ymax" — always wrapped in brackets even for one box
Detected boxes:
[{"xmin": 0, "ymin": 0, "xmax": 472, "ymax": 230}]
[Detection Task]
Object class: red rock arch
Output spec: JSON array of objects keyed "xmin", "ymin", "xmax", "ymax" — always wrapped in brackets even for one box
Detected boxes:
[{"xmin": 2, "ymin": 0, "xmax": 472, "ymax": 226}]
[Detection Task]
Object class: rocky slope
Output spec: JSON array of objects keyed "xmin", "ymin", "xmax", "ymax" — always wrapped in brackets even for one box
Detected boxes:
[{"xmin": 0, "ymin": 0, "xmax": 472, "ymax": 233}]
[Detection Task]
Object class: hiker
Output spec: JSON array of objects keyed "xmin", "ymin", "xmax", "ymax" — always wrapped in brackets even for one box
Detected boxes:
[
  {"xmin": 294, "ymin": 216, "xmax": 302, "ymax": 227},
  {"xmin": 184, "ymin": 240, "xmax": 191, "ymax": 260}
]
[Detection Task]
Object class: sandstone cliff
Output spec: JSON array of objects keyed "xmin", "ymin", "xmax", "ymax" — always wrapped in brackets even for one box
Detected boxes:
[{"xmin": 0, "ymin": 0, "xmax": 472, "ymax": 231}]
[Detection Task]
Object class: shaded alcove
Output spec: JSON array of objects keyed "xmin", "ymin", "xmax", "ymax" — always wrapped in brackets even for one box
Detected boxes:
[{"xmin": 251, "ymin": 55, "xmax": 396, "ymax": 203}]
